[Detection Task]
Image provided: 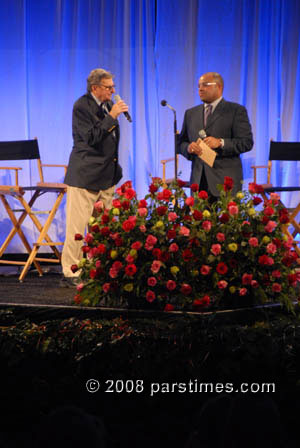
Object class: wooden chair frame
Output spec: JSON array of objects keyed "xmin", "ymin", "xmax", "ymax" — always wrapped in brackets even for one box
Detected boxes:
[
  {"xmin": 0, "ymin": 139, "xmax": 67, "ymax": 281},
  {"xmin": 251, "ymin": 141, "xmax": 300, "ymax": 256}
]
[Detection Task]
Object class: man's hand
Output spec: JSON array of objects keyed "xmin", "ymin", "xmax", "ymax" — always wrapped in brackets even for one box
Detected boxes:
[
  {"xmin": 109, "ymin": 100, "xmax": 129, "ymax": 119},
  {"xmin": 203, "ymin": 136, "xmax": 222, "ymax": 149},
  {"xmin": 188, "ymin": 141, "xmax": 202, "ymax": 156}
]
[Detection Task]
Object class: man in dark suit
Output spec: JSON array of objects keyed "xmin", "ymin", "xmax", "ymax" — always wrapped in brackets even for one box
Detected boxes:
[
  {"xmin": 61, "ymin": 68, "xmax": 129, "ymax": 285},
  {"xmin": 178, "ymin": 72, "xmax": 253, "ymax": 198}
]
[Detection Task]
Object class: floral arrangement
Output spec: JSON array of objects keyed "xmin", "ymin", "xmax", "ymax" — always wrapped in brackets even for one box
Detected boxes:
[{"xmin": 72, "ymin": 177, "xmax": 300, "ymax": 312}]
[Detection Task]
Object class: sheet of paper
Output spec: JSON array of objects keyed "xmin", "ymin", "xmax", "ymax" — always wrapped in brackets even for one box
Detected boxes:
[{"xmin": 196, "ymin": 138, "xmax": 217, "ymax": 168}]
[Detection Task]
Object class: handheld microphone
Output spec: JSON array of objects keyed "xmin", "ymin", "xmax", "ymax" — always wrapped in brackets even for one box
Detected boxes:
[
  {"xmin": 199, "ymin": 129, "xmax": 207, "ymax": 139},
  {"xmin": 161, "ymin": 100, "xmax": 176, "ymax": 112},
  {"xmin": 114, "ymin": 95, "xmax": 132, "ymax": 122}
]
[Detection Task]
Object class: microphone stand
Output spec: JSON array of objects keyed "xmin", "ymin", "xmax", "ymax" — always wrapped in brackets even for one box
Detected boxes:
[
  {"xmin": 161, "ymin": 100, "xmax": 178, "ymax": 181},
  {"xmin": 173, "ymin": 111, "xmax": 178, "ymax": 181}
]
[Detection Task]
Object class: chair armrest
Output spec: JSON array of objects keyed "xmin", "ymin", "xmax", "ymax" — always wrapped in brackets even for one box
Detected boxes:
[
  {"xmin": 0, "ymin": 166, "xmax": 22, "ymax": 186},
  {"xmin": 41, "ymin": 163, "xmax": 68, "ymax": 176},
  {"xmin": 251, "ymin": 163, "xmax": 271, "ymax": 184}
]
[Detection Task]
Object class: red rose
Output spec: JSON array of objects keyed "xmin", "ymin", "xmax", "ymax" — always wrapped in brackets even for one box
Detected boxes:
[
  {"xmin": 89, "ymin": 269, "xmax": 98, "ymax": 279},
  {"xmin": 166, "ymin": 280, "xmax": 176, "ymax": 291},
  {"xmin": 249, "ymin": 183, "xmax": 264, "ymax": 194},
  {"xmin": 124, "ymin": 188, "xmax": 136, "ymax": 200},
  {"xmin": 190, "ymin": 183, "xmax": 199, "ymax": 192},
  {"xmin": 74, "ymin": 294, "xmax": 82, "ymax": 305},
  {"xmin": 182, "ymin": 249, "xmax": 193, "ymax": 261},
  {"xmin": 96, "ymin": 243, "xmax": 106, "ymax": 254},
  {"xmin": 122, "ymin": 219, "xmax": 135, "ymax": 232},
  {"xmin": 121, "ymin": 200, "xmax": 130, "ymax": 210},
  {"xmin": 125, "ymin": 264, "xmax": 137, "ymax": 276},
  {"xmin": 74, "ymin": 233, "xmax": 83, "ymax": 241},
  {"xmin": 164, "ymin": 303, "xmax": 175, "ymax": 311},
  {"xmin": 219, "ymin": 213, "xmax": 229, "ymax": 223},
  {"xmin": 216, "ymin": 262, "xmax": 228, "ymax": 275},
  {"xmin": 180, "ymin": 283, "xmax": 192, "ymax": 295},
  {"xmin": 146, "ymin": 290, "xmax": 156, "ymax": 302},
  {"xmin": 193, "ymin": 295, "xmax": 210, "ymax": 309},
  {"xmin": 264, "ymin": 206, "xmax": 275, "ymax": 216},
  {"xmin": 252, "ymin": 196, "xmax": 263, "ymax": 205},
  {"xmin": 156, "ymin": 206, "xmax": 168, "ymax": 216},
  {"xmin": 152, "ymin": 248, "xmax": 162, "ymax": 259},
  {"xmin": 149, "ymin": 183, "xmax": 158, "ymax": 194},
  {"xmin": 91, "ymin": 224, "xmax": 100, "ymax": 233},
  {"xmin": 193, "ymin": 210, "xmax": 203, "ymax": 220},
  {"xmin": 115, "ymin": 237, "xmax": 124, "ymax": 247},
  {"xmin": 177, "ymin": 179, "xmax": 187, "ymax": 188},
  {"xmin": 138, "ymin": 199, "xmax": 147, "ymax": 208},
  {"xmin": 167, "ymin": 229, "xmax": 177, "ymax": 239},
  {"xmin": 100, "ymin": 227, "xmax": 110, "ymax": 236},
  {"xmin": 162, "ymin": 189, "xmax": 172, "ymax": 200},
  {"xmin": 223, "ymin": 176, "xmax": 234, "ymax": 191},
  {"xmin": 198, "ymin": 190, "xmax": 208, "ymax": 200},
  {"xmin": 71, "ymin": 264, "xmax": 79, "ymax": 273},
  {"xmin": 101, "ymin": 214, "xmax": 110, "ymax": 224}
]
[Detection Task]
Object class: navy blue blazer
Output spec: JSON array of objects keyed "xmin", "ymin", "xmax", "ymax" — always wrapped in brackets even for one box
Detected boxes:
[
  {"xmin": 178, "ymin": 99, "xmax": 253, "ymax": 196},
  {"xmin": 65, "ymin": 93, "xmax": 122, "ymax": 191}
]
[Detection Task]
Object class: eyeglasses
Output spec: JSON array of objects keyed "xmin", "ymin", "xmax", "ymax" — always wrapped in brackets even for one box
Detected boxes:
[
  {"xmin": 99, "ymin": 84, "xmax": 116, "ymax": 91},
  {"xmin": 198, "ymin": 82, "xmax": 217, "ymax": 88}
]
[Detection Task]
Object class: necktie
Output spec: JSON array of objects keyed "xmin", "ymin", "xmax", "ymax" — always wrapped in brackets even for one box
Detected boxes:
[
  {"xmin": 204, "ymin": 104, "xmax": 212, "ymax": 127},
  {"xmin": 101, "ymin": 102, "xmax": 109, "ymax": 116}
]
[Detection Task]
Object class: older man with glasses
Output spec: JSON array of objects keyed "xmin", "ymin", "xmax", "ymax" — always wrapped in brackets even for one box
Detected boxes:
[
  {"xmin": 178, "ymin": 72, "xmax": 253, "ymax": 199},
  {"xmin": 61, "ymin": 68, "xmax": 128, "ymax": 286}
]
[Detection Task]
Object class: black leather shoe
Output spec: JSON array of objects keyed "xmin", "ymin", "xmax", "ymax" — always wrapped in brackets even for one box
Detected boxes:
[{"xmin": 60, "ymin": 276, "xmax": 79, "ymax": 288}]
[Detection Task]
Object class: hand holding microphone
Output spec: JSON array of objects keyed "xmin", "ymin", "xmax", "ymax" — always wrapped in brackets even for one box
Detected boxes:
[{"xmin": 110, "ymin": 95, "xmax": 132, "ymax": 122}]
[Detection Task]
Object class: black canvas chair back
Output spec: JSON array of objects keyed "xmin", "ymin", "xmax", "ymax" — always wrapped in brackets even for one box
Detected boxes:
[
  {"xmin": 269, "ymin": 141, "xmax": 300, "ymax": 161},
  {"xmin": 0, "ymin": 139, "xmax": 67, "ymax": 281},
  {"xmin": 0, "ymin": 139, "xmax": 40, "ymax": 161}
]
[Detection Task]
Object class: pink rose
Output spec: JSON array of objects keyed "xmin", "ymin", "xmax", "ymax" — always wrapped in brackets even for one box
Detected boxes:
[
  {"xmin": 139, "ymin": 225, "xmax": 146, "ymax": 232},
  {"xmin": 103, "ymin": 283, "xmax": 110, "ymax": 293},
  {"xmin": 228, "ymin": 205, "xmax": 239, "ymax": 215},
  {"xmin": 151, "ymin": 260, "xmax": 162, "ymax": 274},
  {"xmin": 217, "ymin": 280, "xmax": 228, "ymax": 289},
  {"xmin": 169, "ymin": 243, "xmax": 179, "ymax": 252},
  {"xmin": 202, "ymin": 220, "xmax": 212, "ymax": 231},
  {"xmin": 251, "ymin": 280, "xmax": 259, "ymax": 288},
  {"xmin": 266, "ymin": 243, "xmax": 277, "ymax": 254},
  {"xmin": 239, "ymin": 288, "xmax": 247, "ymax": 296},
  {"xmin": 211, "ymin": 244, "xmax": 221, "ymax": 256},
  {"xmin": 249, "ymin": 237, "xmax": 259, "ymax": 247},
  {"xmin": 168, "ymin": 212, "xmax": 178, "ymax": 222},
  {"xmin": 271, "ymin": 270, "xmax": 281, "ymax": 278},
  {"xmin": 138, "ymin": 208, "xmax": 148, "ymax": 217},
  {"xmin": 76, "ymin": 282, "xmax": 84, "ymax": 292},
  {"xmin": 109, "ymin": 268, "xmax": 118, "ymax": 278},
  {"xmin": 264, "ymin": 221, "xmax": 277, "ymax": 233},
  {"xmin": 94, "ymin": 200, "xmax": 104, "ymax": 212},
  {"xmin": 125, "ymin": 254, "xmax": 135, "ymax": 263},
  {"xmin": 200, "ymin": 265, "xmax": 211, "ymax": 275},
  {"xmin": 179, "ymin": 226, "xmax": 190, "ymax": 236}
]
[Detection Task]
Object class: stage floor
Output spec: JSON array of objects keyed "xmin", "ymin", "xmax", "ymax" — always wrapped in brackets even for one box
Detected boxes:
[{"xmin": 0, "ymin": 266, "xmax": 75, "ymax": 307}]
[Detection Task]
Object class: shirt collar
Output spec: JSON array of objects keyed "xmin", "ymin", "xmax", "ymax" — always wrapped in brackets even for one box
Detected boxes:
[
  {"xmin": 91, "ymin": 92, "xmax": 101, "ymax": 106},
  {"xmin": 204, "ymin": 96, "xmax": 223, "ymax": 112}
]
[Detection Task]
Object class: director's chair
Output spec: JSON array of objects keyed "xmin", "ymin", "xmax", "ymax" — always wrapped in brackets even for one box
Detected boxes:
[
  {"xmin": 0, "ymin": 139, "xmax": 67, "ymax": 281},
  {"xmin": 251, "ymin": 141, "xmax": 300, "ymax": 256}
]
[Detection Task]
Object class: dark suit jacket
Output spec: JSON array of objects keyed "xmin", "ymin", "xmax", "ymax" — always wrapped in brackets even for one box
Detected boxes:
[
  {"xmin": 178, "ymin": 99, "xmax": 253, "ymax": 196},
  {"xmin": 64, "ymin": 93, "xmax": 122, "ymax": 191}
]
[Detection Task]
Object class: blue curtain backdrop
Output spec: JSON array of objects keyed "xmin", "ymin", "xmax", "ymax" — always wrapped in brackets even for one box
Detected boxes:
[{"xmin": 0, "ymin": 0, "xmax": 300, "ymax": 251}]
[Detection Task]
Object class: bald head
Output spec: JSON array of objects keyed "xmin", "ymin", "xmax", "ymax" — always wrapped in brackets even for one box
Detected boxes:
[{"xmin": 198, "ymin": 72, "xmax": 224, "ymax": 103}]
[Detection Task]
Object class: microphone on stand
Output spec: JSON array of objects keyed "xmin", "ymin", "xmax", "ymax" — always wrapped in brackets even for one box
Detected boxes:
[
  {"xmin": 114, "ymin": 94, "xmax": 132, "ymax": 122},
  {"xmin": 161, "ymin": 99, "xmax": 176, "ymax": 112}
]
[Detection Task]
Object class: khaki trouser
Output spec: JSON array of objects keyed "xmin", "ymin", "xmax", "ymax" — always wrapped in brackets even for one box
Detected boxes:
[{"xmin": 61, "ymin": 185, "xmax": 115, "ymax": 277}]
